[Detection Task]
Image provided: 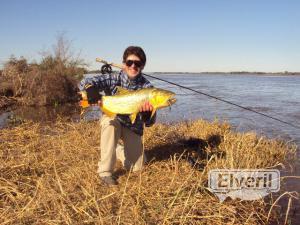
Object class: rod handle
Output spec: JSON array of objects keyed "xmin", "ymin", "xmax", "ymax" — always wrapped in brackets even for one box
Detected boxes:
[{"xmin": 96, "ymin": 58, "xmax": 123, "ymax": 70}]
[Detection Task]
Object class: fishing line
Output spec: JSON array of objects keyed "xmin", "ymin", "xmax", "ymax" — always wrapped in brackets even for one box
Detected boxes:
[{"xmin": 95, "ymin": 59, "xmax": 300, "ymax": 130}]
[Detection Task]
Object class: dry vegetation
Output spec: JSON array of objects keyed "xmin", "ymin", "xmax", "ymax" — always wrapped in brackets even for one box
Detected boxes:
[
  {"xmin": 0, "ymin": 119, "xmax": 297, "ymax": 224},
  {"xmin": 0, "ymin": 35, "xmax": 86, "ymax": 109}
]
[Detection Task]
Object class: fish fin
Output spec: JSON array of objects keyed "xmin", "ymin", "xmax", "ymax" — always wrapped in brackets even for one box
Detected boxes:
[
  {"xmin": 100, "ymin": 105, "xmax": 116, "ymax": 118},
  {"xmin": 116, "ymin": 86, "xmax": 131, "ymax": 95},
  {"xmin": 79, "ymin": 100, "xmax": 90, "ymax": 108},
  {"xmin": 150, "ymin": 108, "xmax": 156, "ymax": 119},
  {"xmin": 129, "ymin": 113, "xmax": 138, "ymax": 124}
]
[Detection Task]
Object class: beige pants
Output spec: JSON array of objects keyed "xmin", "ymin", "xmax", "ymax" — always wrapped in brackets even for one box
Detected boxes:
[{"xmin": 97, "ymin": 115, "xmax": 146, "ymax": 177}]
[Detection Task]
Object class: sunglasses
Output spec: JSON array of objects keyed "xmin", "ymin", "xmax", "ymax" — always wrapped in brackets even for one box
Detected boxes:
[{"xmin": 125, "ymin": 60, "xmax": 143, "ymax": 68}]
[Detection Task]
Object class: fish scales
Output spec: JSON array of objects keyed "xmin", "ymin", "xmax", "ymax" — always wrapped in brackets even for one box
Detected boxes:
[{"xmin": 79, "ymin": 86, "xmax": 176, "ymax": 124}]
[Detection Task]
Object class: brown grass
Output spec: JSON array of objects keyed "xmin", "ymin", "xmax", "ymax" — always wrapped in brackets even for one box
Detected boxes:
[
  {"xmin": 0, "ymin": 56, "xmax": 85, "ymax": 108},
  {"xmin": 0, "ymin": 35, "xmax": 87, "ymax": 109},
  {"xmin": 0, "ymin": 119, "xmax": 297, "ymax": 224}
]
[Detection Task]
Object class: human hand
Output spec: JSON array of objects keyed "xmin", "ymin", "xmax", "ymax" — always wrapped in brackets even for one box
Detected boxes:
[
  {"xmin": 139, "ymin": 101, "xmax": 153, "ymax": 112},
  {"xmin": 90, "ymin": 100, "xmax": 102, "ymax": 107}
]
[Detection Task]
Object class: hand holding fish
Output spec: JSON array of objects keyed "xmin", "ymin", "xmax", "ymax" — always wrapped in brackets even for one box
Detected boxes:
[
  {"xmin": 88, "ymin": 100, "xmax": 102, "ymax": 107},
  {"xmin": 139, "ymin": 101, "xmax": 153, "ymax": 112}
]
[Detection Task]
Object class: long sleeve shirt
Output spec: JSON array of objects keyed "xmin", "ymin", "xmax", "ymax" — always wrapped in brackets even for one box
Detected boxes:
[{"xmin": 79, "ymin": 70, "xmax": 156, "ymax": 135}]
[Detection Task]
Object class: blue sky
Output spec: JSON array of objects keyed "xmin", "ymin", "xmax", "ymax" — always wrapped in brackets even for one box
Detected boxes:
[{"xmin": 1, "ymin": 0, "xmax": 299, "ymax": 72}]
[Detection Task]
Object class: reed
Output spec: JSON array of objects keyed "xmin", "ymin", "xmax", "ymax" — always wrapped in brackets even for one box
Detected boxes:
[{"xmin": 0, "ymin": 119, "xmax": 297, "ymax": 224}]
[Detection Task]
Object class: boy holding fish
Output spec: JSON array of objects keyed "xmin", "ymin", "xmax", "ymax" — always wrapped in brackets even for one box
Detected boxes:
[{"xmin": 79, "ymin": 46, "xmax": 157, "ymax": 185}]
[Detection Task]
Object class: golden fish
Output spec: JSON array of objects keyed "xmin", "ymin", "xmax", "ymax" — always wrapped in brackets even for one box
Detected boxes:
[{"xmin": 80, "ymin": 86, "xmax": 176, "ymax": 123}]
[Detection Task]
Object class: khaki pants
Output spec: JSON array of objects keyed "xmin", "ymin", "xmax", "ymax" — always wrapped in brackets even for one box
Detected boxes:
[{"xmin": 97, "ymin": 115, "xmax": 146, "ymax": 177}]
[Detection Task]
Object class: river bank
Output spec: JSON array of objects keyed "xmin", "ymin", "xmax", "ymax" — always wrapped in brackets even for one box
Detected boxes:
[{"xmin": 0, "ymin": 119, "xmax": 297, "ymax": 224}]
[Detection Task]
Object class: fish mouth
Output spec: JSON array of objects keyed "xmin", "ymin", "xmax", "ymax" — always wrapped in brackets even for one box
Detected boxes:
[{"xmin": 168, "ymin": 97, "xmax": 177, "ymax": 106}]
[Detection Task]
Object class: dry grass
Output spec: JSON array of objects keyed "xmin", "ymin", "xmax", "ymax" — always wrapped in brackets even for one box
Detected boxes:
[
  {"xmin": 0, "ymin": 56, "xmax": 85, "ymax": 108},
  {"xmin": 0, "ymin": 35, "xmax": 86, "ymax": 109},
  {"xmin": 0, "ymin": 119, "xmax": 297, "ymax": 224}
]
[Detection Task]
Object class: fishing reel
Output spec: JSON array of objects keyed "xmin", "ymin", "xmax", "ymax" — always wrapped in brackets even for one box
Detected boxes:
[{"xmin": 101, "ymin": 63, "xmax": 113, "ymax": 75}]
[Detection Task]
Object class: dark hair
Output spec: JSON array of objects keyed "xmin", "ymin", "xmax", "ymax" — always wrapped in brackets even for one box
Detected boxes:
[{"xmin": 123, "ymin": 46, "xmax": 146, "ymax": 66}]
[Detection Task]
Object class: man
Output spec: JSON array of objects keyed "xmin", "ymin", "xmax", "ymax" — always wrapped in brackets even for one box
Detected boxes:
[{"xmin": 79, "ymin": 46, "xmax": 155, "ymax": 185}]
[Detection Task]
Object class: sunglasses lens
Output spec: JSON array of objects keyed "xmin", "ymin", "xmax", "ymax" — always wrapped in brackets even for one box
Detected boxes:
[
  {"xmin": 134, "ymin": 61, "xmax": 142, "ymax": 67},
  {"xmin": 126, "ymin": 60, "xmax": 134, "ymax": 67},
  {"xmin": 126, "ymin": 60, "xmax": 142, "ymax": 68}
]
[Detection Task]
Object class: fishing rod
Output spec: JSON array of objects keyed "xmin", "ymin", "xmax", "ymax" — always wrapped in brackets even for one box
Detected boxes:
[{"xmin": 95, "ymin": 58, "xmax": 300, "ymax": 130}]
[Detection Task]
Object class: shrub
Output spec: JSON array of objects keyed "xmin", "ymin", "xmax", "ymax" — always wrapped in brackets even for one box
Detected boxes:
[{"xmin": 0, "ymin": 35, "xmax": 87, "ymax": 107}]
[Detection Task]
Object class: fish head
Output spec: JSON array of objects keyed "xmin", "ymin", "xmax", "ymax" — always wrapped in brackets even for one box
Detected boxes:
[{"xmin": 150, "ymin": 88, "xmax": 177, "ymax": 109}]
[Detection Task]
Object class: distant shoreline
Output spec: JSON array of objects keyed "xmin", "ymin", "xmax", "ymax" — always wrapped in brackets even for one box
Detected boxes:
[
  {"xmin": 86, "ymin": 70, "xmax": 300, "ymax": 76},
  {"xmin": 151, "ymin": 72, "xmax": 300, "ymax": 75}
]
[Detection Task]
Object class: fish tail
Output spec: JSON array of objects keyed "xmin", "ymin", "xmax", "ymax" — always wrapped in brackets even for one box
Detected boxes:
[{"xmin": 79, "ymin": 100, "xmax": 90, "ymax": 108}]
